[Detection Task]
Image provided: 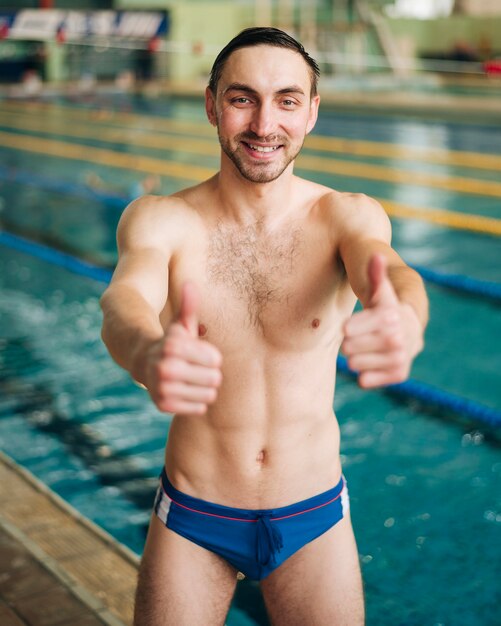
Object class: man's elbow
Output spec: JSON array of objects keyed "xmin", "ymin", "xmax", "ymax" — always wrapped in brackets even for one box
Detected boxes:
[
  {"xmin": 99, "ymin": 288, "xmax": 114, "ymax": 348},
  {"xmin": 100, "ymin": 319, "xmax": 111, "ymax": 350}
]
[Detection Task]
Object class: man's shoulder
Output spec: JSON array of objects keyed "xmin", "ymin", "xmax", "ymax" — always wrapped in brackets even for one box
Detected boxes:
[
  {"xmin": 298, "ymin": 178, "xmax": 382, "ymax": 213},
  {"xmin": 320, "ymin": 190, "xmax": 388, "ymax": 228},
  {"xmin": 117, "ymin": 192, "xmax": 202, "ymax": 251},
  {"xmin": 123, "ymin": 192, "xmax": 199, "ymax": 222},
  {"xmin": 319, "ymin": 189, "xmax": 382, "ymax": 212},
  {"xmin": 120, "ymin": 192, "xmax": 202, "ymax": 233},
  {"xmin": 307, "ymin": 188, "xmax": 391, "ymax": 245}
]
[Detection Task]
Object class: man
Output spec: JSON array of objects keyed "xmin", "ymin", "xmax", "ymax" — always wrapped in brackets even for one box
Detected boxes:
[{"xmin": 100, "ymin": 27, "xmax": 428, "ymax": 626}]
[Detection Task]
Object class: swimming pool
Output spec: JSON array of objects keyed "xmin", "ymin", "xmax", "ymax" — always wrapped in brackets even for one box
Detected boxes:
[{"xmin": 0, "ymin": 94, "xmax": 500, "ymax": 625}]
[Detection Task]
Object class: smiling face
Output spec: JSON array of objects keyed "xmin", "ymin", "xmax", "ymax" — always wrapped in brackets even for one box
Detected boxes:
[{"xmin": 206, "ymin": 45, "xmax": 320, "ymax": 184}]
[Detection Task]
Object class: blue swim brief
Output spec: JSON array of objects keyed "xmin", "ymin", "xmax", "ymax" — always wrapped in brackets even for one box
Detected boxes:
[{"xmin": 154, "ymin": 467, "xmax": 349, "ymax": 581}]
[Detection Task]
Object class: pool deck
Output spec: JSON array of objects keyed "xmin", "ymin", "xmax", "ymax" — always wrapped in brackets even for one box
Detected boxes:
[{"xmin": 0, "ymin": 451, "xmax": 139, "ymax": 626}]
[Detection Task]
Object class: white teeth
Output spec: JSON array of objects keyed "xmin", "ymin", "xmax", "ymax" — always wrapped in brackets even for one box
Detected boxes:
[{"xmin": 248, "ymin": 144, "xmax": 279, "ymax": 152}]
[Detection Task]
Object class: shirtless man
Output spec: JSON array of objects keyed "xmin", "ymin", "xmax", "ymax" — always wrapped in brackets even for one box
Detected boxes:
[{"xmin": 100, "ymin": 27, "xmax": 428, "ymax": 626}]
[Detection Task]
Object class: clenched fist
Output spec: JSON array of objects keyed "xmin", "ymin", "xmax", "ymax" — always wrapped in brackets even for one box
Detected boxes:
[
  {"xmin": 140, "ymin": 283, "xmax": 222, "ymax": 415},
  {"xmin": 342, "ymin": 254, "xmax": 423, "ymax": 389}
]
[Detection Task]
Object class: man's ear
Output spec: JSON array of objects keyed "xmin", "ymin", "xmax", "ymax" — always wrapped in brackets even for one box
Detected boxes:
[
  {"xmin": 205, "ymin": 86, "xmax": 217, "ymax": 127},
  {"xmin": 306, "ymin": 95, "xmax": 320, "ymax": 135}
]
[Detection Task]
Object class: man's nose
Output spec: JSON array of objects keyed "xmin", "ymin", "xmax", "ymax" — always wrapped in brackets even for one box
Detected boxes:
[{"xmin": 249, "ymin": 102, "xmax": 277, "ymax": 138}]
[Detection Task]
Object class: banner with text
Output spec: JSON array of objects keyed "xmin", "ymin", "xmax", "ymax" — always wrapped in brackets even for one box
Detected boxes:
[{"xmin": 0, "ymin": 10, "xmax": 169, "ymax": 42}]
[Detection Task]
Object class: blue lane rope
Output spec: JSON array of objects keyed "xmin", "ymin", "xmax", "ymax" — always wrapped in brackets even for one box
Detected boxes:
[
  {"xmin": 411, "ymin": 264, "xmax": 501, "ymax": 300},
  {"xmin": 0, "ymin": 165, "xmax": 128, "ymax": 209},
  {"xmin": 1, "ymin": 166, "xmax": 500, "ymax": 301},
  {"xmin": 0, "ymin": 231, "xmax": 113, "ymax": 284},
  {"xmin": 1, "ymin": 229, "xmax": 500, "ymax": 428},
  {"xmin": 336, "ymin": 356, "xmax": 501, "ymax": 428}
]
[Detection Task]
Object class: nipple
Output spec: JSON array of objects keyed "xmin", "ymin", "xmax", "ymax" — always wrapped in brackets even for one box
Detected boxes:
[
  {"xmin": 198, "ymin": 323, "xmax": 207, "ymax": 337},
  {"xmin": 311, "ymin": 318, "xmax": 320, "ymax": 328}
]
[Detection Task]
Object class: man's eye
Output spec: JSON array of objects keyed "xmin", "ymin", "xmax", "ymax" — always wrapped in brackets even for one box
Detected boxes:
[
  {"xmin": 233, "ymin": 97, "xmax": 250, "ymax": 104},
  {"xmin": 282, "ymin": 99, "xmax": 296, "ymax": 107}
]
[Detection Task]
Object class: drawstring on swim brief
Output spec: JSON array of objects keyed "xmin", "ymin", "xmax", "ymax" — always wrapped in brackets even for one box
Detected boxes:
[{"xmin": 256, "ymin": 513, "xmax": 284, "ymax": 566}]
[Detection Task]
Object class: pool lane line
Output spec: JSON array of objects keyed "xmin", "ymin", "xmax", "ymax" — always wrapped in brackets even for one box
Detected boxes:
[
  {"xmin": 306, "ymin": 134, "xmax": 501, "ymax": 173},
  {"xmin": 1, "ymin": 189, "xmax": 500, "ymax": 301},
  {"xmin": 410, "ymin": 264, "xmax": 501, "ymax": 300},
  {"xmin": 1, "ymin": 229, "xmax": 500, "ymax": 429},
  {"xmin": 4, "ymin": 99, "xmax": 501, "ymax": 172},
  {"xmin": 0, "ymin": 110, "xmax": 219, "ymax": 156},
  {"xmin": 2, "ymin": 168, "xmax": 501, "ymax": 300},
  {"xmin": 0, "ymin": 230, "xmax": 112, "ymax": 284},
  {"xmin": 2, "ymin": 109, "xmax": 501, "ymax": 199},
  {"xmin": 0, "ymin": 165, "xmax": 129, "ymax": 208},
  {"xmin": 0, "ymin": 105, "xmax": 501, "ymax": 182},
  {"xmin": 381, "ymin": 199, "xmax": 501, "ymax": 236},
  {"xmin": 1, "ymin": 131, "xmax": 500, "ymax": 237},
  {"xmin": 3, "ymin": 110, "xmax": 501, "ymax": 197},
  {"xmin": 0, "ymin": 130, "xmax": 216, "ymax": 182},
  {"xmin": 0, "ymin": 99, "xmax": 216, "ymax": 137},
  {"xmin": 2, "ymin": 100, "xmax": 501, "ymax": 173},
  {"xmin": 336, "ymin": 357, "xmax": 501, "ymax": 428},
  {"xmin": 298, "ymin": 154, "xmax": 501, "ymax": 198}
]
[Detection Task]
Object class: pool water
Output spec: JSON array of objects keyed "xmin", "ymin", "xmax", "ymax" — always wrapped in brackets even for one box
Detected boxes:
[{"xmin": 0, "ymin": 95, "xmax": 500, "ymax": 625}]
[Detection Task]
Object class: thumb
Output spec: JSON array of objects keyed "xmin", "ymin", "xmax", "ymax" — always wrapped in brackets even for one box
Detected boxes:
[
  {"xmin": 367, "ymin": 254, "xmax": 398, "ymax": 308},
  {"xmin": 178, "ymin": 282, "xmax": 199, "ymax": 337}
]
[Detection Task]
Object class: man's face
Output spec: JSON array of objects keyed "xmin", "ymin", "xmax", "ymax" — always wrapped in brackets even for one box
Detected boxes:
[{"xmin": 206, "ymin": 45, "xmax": 320, "ymax": 184}]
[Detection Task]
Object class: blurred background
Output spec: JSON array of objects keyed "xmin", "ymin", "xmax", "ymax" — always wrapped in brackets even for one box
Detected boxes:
[
  {"xmin": 1, "ymin": 1, "xmax": 501, "ymax": 96},
  {"xmin": 0, "ymin": 2, "xmax": 500, "ymax": 625}
]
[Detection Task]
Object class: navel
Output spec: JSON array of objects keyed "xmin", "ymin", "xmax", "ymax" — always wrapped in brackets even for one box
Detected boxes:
[
  {"xmin": 256, "ymin": 449, "xmax": 266, "ymax": 464},
  {"xmin": 198, "ymin": 323, "xmax": 207, "ymax": 337},
  {"xmin": 311, "ymin": 318, "xmax": 321, "ymax": 329}
]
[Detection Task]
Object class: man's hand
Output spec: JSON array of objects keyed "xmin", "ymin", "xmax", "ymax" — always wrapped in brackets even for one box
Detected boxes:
[
  {"xmin": 342, "ymin": 254, "xmax": 424, "ymax": 389},
  {"xmin": 138, "ymin": 283, "xmax": 223, "ymax": 415}
]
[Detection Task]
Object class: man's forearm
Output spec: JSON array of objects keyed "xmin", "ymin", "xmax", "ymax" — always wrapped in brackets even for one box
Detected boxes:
[
  {"xmin": 100, "ymin": 284, "xmax": 165, "ymax": 384},
  {"xmin": 387, "ymin": 265, "xmax": 429, "ymax": 330}
]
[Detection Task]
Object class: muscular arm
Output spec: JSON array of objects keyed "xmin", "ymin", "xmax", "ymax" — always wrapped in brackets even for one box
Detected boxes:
[
  {"xmin": 338, "ymin": 198, "xmax": 428, "ymax": 328},
  {"xmin": 100, "ymin": 196, "xmax": 222, "ymax": 414},
  {"xmin": 336, "ymin": 194, "xmax": 429, "ymax": 387},
  {"xmin": 100, "ymin": 197, "xmax": 171, "ymax": 384}
]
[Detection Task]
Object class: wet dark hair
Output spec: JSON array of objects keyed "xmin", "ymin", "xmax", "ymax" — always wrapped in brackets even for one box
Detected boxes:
[{"xmin": 208, "ymin": 27, "xmax": 320, "ymax": 97}]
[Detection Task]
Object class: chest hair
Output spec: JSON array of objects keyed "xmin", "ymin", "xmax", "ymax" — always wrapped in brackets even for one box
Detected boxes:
[{"xmin": 207, "ymin": 220, "xmax": 303, "ymax": 327}]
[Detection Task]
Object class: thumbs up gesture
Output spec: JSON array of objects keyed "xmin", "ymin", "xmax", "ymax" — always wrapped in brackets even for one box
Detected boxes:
[
  {"xmin": 143, "ymin": 282, "xmax": 223, "ymax": 415},
  {"xmin": 342, "ymin": 254, "xmax": 424, "ymax": 389}
]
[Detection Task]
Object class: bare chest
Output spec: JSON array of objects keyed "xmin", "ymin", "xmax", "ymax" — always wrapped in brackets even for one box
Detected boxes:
[
  {"xmin": 206, "ymin": 222, "xmax": 305, "ymax": 328},
  {"xmin": 168, "ymin": 219, "xmax": 350, "ymax": 347}
]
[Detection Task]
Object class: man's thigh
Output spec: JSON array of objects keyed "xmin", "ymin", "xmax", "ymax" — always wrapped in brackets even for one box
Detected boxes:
[
  {"xmin": 260, "ymin": 514, "xmax": 364, "ymax": 626},
  {"xmin": 134, "ymin": 513, "xmax": 238, "ymax": 626}
]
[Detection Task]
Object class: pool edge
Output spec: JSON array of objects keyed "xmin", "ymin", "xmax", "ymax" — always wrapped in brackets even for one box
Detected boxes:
[{"xmin": 0, "ymin": 449, "xmax": 139, "ymax": 625}]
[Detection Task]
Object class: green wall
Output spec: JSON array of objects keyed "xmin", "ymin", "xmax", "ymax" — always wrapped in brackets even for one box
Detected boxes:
[
  {"xmin": 385, "ymin": 15, "xmax": 501, "ymax": 56},
  {"xmin": 26, "ymin": 1, "xmax": 501, "ymax": 84},
  {"xmin": 116, "ymin": 0, "xmax": 253, "ymax": 83}
]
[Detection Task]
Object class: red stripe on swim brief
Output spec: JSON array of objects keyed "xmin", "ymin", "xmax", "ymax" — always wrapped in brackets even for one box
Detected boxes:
[
  {"xmin": 272, "ymin": 490, "xmax": 343, "ymax": 521},
  {"xmin": 161, "ymin": 482, "xmax": 344, "ymax": 523}
]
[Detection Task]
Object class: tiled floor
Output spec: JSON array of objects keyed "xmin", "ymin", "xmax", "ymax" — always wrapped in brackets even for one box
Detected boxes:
[
  {"xmin": 0, "ymin": 525, "xmax": 112, "ymax": 626},
  {"xmin": 0, "ymin": 452, "xmax": 138, "ymax": 626}
]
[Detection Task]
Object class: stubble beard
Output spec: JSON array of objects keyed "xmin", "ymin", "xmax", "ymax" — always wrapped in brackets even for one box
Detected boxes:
[{"xmin": 217, "ymin": 129, "xmax": 303, "ymax": 184}]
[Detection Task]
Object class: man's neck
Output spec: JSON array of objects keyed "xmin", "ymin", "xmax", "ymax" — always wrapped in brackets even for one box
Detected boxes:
[{"xmin": 214, "ymin": 160, "xmax": 297, "ymax": 229}]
